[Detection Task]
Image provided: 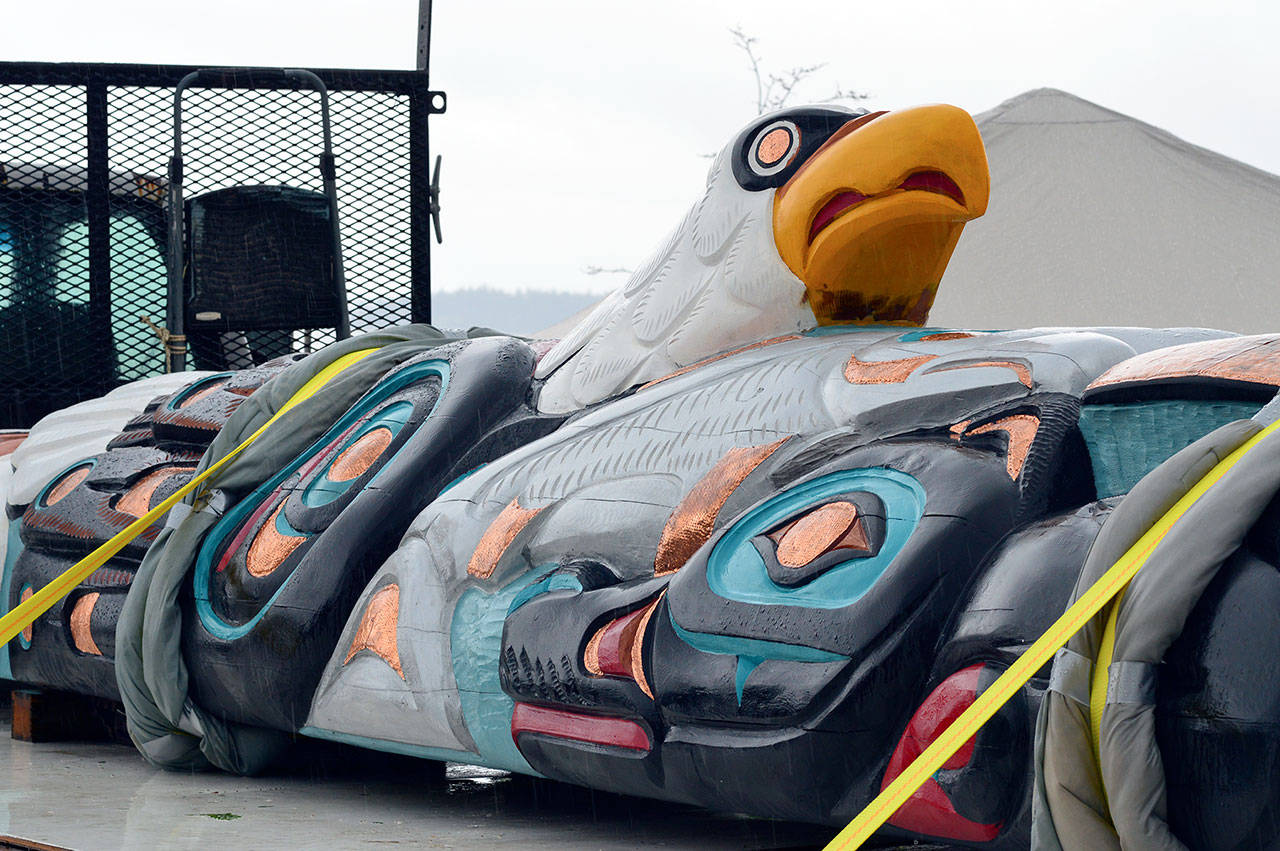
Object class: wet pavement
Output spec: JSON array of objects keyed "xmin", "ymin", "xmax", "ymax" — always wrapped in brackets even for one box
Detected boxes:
[{"xmin": 0, "ymin": 718, "xmax": 848, "ymax": 849}]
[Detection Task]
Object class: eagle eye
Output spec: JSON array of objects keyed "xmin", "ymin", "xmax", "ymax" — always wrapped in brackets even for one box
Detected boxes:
[
  {"xmin": 752, "ymin": 494, "xmax": 886, "ymax": 588},
  {"xmin": 749, "ymin": 120, "xmax": 800, "ymax": 178}
]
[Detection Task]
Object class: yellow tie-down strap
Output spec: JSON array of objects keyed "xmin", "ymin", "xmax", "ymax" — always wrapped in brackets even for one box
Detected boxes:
[
  {"xmin": 825, "ymin": 415, "xmax": 1280, "ymax": 850},
  {"xmin": 0, "ymin": 348, "xmax": 376, "ymax": 649}
]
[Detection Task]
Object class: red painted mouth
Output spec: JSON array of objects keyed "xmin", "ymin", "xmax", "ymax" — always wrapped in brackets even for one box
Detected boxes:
[
  {"xmin": 511, "ymin": 703, "xmax": 651, "ymax": 752},
  {"xmin": 808, "ymin": 170, "xmax": 966, "ymax": 243}
]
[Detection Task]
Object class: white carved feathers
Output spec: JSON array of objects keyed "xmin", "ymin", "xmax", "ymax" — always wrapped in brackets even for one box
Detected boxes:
[{"xmin": 534, "ymin": 141, "xmax": 811, "ymax": 413}]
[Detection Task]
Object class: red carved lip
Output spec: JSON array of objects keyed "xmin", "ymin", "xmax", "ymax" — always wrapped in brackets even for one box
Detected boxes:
[
  {"xmin": 808, "ymin": 170, "xmax": 966, "ymax": 243},
  {"xmin": 511, "ymin": 703, "xmax": 651, "ymax": 752}
]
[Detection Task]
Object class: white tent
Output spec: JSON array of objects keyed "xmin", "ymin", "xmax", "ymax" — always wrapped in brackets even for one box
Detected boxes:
[{"xmin": 931, "ymin": 88, "xmax": 1280, "ymax": 333}]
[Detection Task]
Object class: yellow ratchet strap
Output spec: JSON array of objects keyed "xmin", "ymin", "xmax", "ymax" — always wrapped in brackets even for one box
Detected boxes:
[
  {"xmin": 825, "ymin": 415, "xmax": 1280, "ymax": 850},
  {"xmin": 0, "ymin": 348, "xmax": 376, "ymax": 648}
]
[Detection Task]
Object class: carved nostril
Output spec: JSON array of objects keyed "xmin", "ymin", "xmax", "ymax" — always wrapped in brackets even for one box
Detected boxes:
[{"xmin": 582, "ymin": 595, "xmax": 663, "ymax": 699}]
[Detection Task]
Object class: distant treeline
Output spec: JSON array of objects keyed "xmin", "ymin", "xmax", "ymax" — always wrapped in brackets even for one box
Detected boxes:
[{"xmin": 429, "ymin": 287, "xmax": 600, "ymax": 336}]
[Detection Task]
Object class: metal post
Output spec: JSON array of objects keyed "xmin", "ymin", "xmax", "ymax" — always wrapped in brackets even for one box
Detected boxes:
[
  {"xmin": 417, "ymin": 0, "xmax": 433, "ymax": 75},
  {"xmin": 288, "ymin": 68, "xmax": 350, "ymax": 340},
  {"xmin": 85, "ymin": 76, "xmax": 114, "ymax": 384},
  {"xmin": 412, "ymin": 0, "xmax": 436, "ymax": 325},
  {"xmin": 165, "ymin": 74, "xmax": 193, "ymax": 372},
  {"xmin": 409, "ymin": 88, "xmax": 432, "ymax": 325}
]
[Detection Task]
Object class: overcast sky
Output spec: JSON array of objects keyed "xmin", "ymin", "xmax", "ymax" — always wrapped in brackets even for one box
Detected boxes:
[{"xmin": 10, "ymin": 0, "xmax": 1277, "ymax": 295}]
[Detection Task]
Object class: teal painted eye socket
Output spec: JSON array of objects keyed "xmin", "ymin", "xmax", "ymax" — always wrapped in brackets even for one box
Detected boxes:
[
  {"xmin": 166, "ymin": 372, "xmax": 233, "ymax": 411},
  {"xmin": 752, "ymin": 492, "xmax": 886, "ymax": 588},
  {"xmin": 706, "ymin": 468, "xmax": 925, "ymax": 609},
  {"xmin": 301, "ymin": 400, "xmax": 414, "ymax": 508},
  {"xmin": 36, "ymin": 460, "xmax": 96, "ymax": 509}
]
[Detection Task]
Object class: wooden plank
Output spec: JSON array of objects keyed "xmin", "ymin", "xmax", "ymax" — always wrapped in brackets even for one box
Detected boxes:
[{"xmin": 0, "ymin": 835, "xmax": 72, "ymax": 851}]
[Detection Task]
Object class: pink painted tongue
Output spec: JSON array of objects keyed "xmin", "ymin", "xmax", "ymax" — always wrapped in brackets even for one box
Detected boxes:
[
  {"xmin": 809, "ymin": 191, "xmax": 868, "ymax": 242},
  {"xmin": 807, "ymin": 172, "xmax": 964, "ymax": 243},
  {"xmin": 898, "ymin": 171, "xmax": 965, "ymax": 204}
]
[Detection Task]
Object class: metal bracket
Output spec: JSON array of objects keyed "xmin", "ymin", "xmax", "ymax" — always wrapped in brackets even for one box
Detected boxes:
[{"xmin": 428, "ymin": 154, "xmax": 443, "ymax": 244}]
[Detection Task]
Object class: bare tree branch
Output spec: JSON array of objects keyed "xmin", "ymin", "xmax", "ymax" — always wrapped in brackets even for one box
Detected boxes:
[
  {"xmin": 729, "ymin": 26, "xmax": 767, "ymax": 115},
  {"xmin": 823, "ymin": 82, "xmax": 871, "ymax": 104},
  {"xmin": 594, "ymin": 29, "xmax": 872, "ymax": 280},
  {"xmin": 730, "ymin": 25, "xmax": 869, "ymax": 114}
]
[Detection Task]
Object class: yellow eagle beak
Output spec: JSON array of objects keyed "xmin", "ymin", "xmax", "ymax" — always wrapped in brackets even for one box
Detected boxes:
[{"xmin": 773, "ymin": 104, "xmax": 989, "ymax": 325}]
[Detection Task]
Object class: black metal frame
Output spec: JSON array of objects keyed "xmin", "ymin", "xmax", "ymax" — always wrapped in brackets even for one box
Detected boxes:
[
  {"xmin": 0, "ymin": 62, "xmax": 445, "ymax": 329},
  {"xmin": 0, "ymin": 61, "xmax": 445, "ymax": 425},
  {"xmin": 166, "ymin": 67, "xmax": 352, "ymax": 372}
]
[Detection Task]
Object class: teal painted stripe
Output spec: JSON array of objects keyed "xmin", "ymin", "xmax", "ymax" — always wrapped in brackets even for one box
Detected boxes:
[
  {"xmin": 896, "ymin": 328, "xmax": 1001, "ymax": 342},
  {"xmin": 438, "ymin": 463, "xmax": 487, "ymax": 496},
  {"xmin": 450, "ymin": 564, "xmax": 559, "ymax": 775},
  {"xmin": 734, "ymin": 657, "xmax": 762, "ymax": 704},
  {"xmin": 506, "ymin": 572, "xmax": 582, "ymax": 616},
  {"xmin": 299, "ymin": 725, "xmax": 479, "ymax": 765},
  {"xmin": 165, "ymin": 372, "xmax": 232, "ymax": 411},
  {"xmin": 301, "ymin": 400, "xmax": 415, "ymax": 508},
  {"xmin": 667, "ymin": 607, "xmax": 847, "ymax": 664}
]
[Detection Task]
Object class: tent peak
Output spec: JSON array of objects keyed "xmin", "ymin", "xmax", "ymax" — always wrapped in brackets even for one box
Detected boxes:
[
  {"xmin": 973, "ymin": 87, "xmax": 1280, "ymax": 186},
  {"xmin": 976, "ymin": 88, "xmax": 1132, "ymax": 127}
]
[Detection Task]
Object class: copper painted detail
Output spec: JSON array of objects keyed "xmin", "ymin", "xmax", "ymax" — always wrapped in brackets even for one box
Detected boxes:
[
  {"xmin": 629, "ymin": 596, "xmax": 661, "ymax": 700},
  {"xmin": 0, "ymin": 432, "xmax": 28, "ymax": 457},
  {"xmin": 328, "ymin": 427, "xmax": 393, "ymax": 482},
  {"xmin": 583, "ymin": 625, "xmax": 606, "ymax": 676},
  {"xmin": 584, "ymin": 609, "xmax": 645, "ymax": 678},
  {"xmin": 70, "ymin": 592, "xmax": 102, "ymax": 656},
  {"xmin": 641, "ymin": 335, "xmax": 801, "ymax": 390},
  {"xmin": 83, "ymin": 567, "xmax": 135, "ymax": 588},
  {"xmin": 917, "ymin": 332, "xmax": 975, "ymax": 342},
  {"xmin": 45, "ymin": 465, "xmax": 91, "ymax": 507},
  {"xmin": 246, "ymin": 503, "xmax": 307, "ymax": 578},
  {"xmin": 19, "ymin": 587, "xmax": 33, "ymax": 645},
  {"xmin": 927, "ymin": 359, "xmax": 1033, "ymax": 388},
  {"xmin": 757, "ymin": 127, "xmax": 792, "ymax": 165},
  {"xmin": 1086, "ymin": 333, "xmax": 1280, "ymax": 391},
  {"xmin": 655, "ymin": 438, "xmax": 790, "ymax": 575},
  {"xmin": 467, "ymin": 499, "xmax": 543, "ymax": 580},
  {"xmin": 116, "ymin": 466, "xmax": 194, "ymax": 518},
  {"xmin": 966, "ymin": 415, "xmax": 1040, "ymax": 480},
  {"xmin": 773, "ymin": 502, "xmax": 870, "ymax": 567},
  {"xmin": 844, "ymin": 352, "xmax": 937, "ymax": 385},
  {"xmin": 343, "ymin": 584, "xmax": 404, "ymax": 679},
  {"xmin": 177, "ymin": 379, "xmax": 228, "ymax": 409},
  {"xmin": 581, "ymin": 595, "xmax": 663, "ymax": 700}
]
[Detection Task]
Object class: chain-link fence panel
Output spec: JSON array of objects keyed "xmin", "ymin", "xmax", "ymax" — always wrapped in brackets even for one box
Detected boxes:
[{"xmin": 0, "ymin": 63, "xmax": 442, "ymax": 426}]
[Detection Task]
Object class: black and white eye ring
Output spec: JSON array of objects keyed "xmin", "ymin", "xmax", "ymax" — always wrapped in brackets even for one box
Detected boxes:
[{"xmin": 749, "ymin": 119, "xmax": 800, "ymax": 178}]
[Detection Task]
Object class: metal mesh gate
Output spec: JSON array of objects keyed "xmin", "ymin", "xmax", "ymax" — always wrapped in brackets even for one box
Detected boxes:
[{"xmin": 0, "ymin": 63, "xmax": 443, "ymax": 426}]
